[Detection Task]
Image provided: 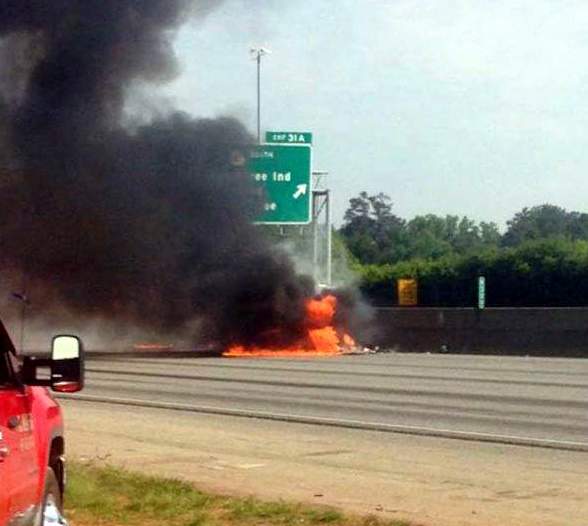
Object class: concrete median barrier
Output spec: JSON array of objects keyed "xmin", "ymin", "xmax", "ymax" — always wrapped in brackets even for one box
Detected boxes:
[{"xmin": 369, "ymin": 307, "xmax": 588, "ymax": 357}]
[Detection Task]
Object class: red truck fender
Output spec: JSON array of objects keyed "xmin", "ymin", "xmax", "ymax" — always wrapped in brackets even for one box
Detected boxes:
[{"xmin": 30, "ymin": 387, "xmax": 66, "ymax": 504}]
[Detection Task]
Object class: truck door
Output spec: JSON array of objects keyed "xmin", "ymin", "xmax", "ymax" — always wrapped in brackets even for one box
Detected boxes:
[
  {"xmin": 0, "ymin": 391, "xmax": 10, "ymax": 526},
  {"xmin": 0, "ymin": 348, "xmax": 14, "ymax": 526},
  {"xmin": 0, "ymin": 387, "xmax": 39, "ymax": 526}
]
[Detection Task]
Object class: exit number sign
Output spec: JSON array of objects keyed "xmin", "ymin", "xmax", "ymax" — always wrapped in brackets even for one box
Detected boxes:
[{"xmin": 265, "ymin": 131, "xmax": 313, "ymax": 145}]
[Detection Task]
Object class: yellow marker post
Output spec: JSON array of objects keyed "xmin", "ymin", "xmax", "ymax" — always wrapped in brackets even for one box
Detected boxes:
[{"xmin": 398, "ymin": 279, "xmax": 418, "ymax": 306}]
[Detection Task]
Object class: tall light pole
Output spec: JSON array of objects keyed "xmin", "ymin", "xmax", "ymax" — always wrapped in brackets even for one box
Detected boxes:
[{"xmin": 250, "ymin": 47, "xmax": 271, "ymax": 144}]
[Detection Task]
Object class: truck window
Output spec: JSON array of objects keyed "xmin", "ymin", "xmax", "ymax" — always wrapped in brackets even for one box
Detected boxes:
[
  {"xmin": 0, "ymin": 320, "xmax": 16, "ymax": 386},
  {"xmin": 0, "ymin": 351, "xmax": 10, "ymax": 386}
]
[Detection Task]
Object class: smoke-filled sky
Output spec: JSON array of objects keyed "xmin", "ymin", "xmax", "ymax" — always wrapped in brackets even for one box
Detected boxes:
[
  {"xmin": 1, "ymin": 0, "xmax": 584, "ymax": 344},
  {"xmin": 163, "ymin": 0, "xmax": 588, "ymax": 227},
  {"xmin": 0, "ymin": 0, "xmax": 315, "ymax": 344}
]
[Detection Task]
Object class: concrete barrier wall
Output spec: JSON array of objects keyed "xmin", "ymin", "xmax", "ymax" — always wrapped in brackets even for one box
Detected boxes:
[{"xmin": 369, "ymin": 307, "xmax": 588, "ymax": 357}]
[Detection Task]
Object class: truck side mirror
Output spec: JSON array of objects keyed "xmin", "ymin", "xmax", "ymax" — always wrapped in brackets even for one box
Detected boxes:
[{"xmin": 50, "ymin": 335, "xmax": 85, "ymax": 393}]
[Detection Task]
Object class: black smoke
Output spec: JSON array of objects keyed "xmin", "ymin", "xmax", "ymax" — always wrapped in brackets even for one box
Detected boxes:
[{"xmin": 0, "ymin": 1, "xmax": 313, "ymax": 346}]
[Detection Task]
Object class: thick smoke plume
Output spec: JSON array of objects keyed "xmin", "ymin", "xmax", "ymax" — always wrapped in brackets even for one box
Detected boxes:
[{"xmin": 0, "ymin": 1, "xmax": 314, "ymax": 346}]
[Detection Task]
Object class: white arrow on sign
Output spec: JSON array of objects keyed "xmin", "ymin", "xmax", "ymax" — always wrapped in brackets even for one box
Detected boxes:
[{"xmin": 292, "ymin": 184, "xmax": 308, "ymax": 199}]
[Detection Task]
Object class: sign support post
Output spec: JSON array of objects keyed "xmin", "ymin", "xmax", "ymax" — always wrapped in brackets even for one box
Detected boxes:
[
  {"xmin": 312, "ymin": 191, "xmax": 319, "ymax": 282},
  {"xmin": 326, "ymin": 188, "xmax": 332, "ymax": 286},
  {"xmin": 478, "ymin": 276, "xmax": 486, "ymax": 310},
  {"xmin": 311, "ymin": 187, "xmax": 332, "ymax": 287},
  {"xmin": 311, "ymin": 168, "xmax": 332, "ymax": 287}
]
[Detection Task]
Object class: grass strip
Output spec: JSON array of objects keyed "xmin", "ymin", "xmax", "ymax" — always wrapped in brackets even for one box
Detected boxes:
[{"xmin": 66, "ymin": 462, "xmax": 411, "ymax": 526}]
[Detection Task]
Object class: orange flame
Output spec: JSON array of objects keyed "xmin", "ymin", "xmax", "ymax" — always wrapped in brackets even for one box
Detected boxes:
[{"xmin": 224, "ymin": 294, "xmax": 356, "ymax": 357}]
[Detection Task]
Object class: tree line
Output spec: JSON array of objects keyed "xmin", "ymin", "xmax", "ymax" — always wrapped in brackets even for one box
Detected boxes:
[{"xmin": 339, "ymin": 193, "xmax": 588, "ymax": 306}]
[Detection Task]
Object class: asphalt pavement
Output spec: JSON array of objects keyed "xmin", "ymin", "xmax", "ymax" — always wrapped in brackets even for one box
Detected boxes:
[{"xmin": 63, "ymin": 351, "xmax": 588, "ymax": 449}]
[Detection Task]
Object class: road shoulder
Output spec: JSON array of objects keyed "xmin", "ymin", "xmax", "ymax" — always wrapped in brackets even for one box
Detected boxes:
[{"xmin": 62, "ymin": 400, "xmax": 588, "ymax": 526}]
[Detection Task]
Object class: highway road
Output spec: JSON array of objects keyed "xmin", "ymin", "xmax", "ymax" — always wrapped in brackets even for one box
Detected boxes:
[{"xmin": 65, "ymin": 351, "xmax": 588, "ymax": 450}]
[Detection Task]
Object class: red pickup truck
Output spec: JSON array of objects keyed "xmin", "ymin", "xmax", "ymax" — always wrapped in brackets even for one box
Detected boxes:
[{"xmin": 0, "ymin": 319, "xmax": 84, "ymax": 526}]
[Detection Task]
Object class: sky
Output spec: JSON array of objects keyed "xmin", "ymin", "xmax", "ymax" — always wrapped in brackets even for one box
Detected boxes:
[{"xmin": 158, "ymin": 0, "xmax": 588, "ymax": 227}]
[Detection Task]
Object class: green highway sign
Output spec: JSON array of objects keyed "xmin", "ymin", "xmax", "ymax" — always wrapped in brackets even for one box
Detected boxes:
[
  {"xmin": 248, "ymin": 144, "xmax": 312, "ymax": 224},
  {"xmin": 265, "ymin": 131, "xmax": 313, "ymax": 145}
]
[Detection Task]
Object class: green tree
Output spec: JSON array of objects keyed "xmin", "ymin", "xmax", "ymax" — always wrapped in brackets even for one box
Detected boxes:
[
  {"xmin": 568, "ymin": 212, "xmax": 588, "ymax": 240},
  {"xmin": 340, "ymin": 192, "xmax": 406, "ymax": 264},
  {"xmin": 341, "ymin": 193, "xmax": 502, "ymax": 265},
  {"xmin": 404, "ymin": 214, "xmax": 500, "ymax": 258},
  {"xmin": 479, "ymin": 221, "xmax": 501, "ymax": 246},
  {"xmin": 502, "ymin": 205, "xmax": 571, "ymax": 246},
  {"xmin": 405, "ymin": 215, "xmax": 454, "ymax": 259}
]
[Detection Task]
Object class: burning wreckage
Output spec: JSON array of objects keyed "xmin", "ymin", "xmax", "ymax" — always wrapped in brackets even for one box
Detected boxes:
[{"xmin": 225, "ymin": 293, "xmax": 358, "ymax": 357}]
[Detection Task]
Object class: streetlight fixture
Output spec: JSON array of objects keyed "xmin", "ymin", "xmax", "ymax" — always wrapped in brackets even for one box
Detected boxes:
[{"xmin": 250, "ymin": 46, "xmax": 271, "ymax": 144}]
